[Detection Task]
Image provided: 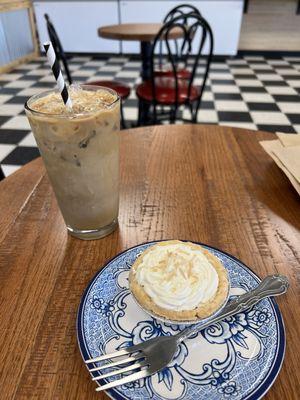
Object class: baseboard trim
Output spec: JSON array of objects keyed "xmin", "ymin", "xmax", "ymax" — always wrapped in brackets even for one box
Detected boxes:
[
  {"xmin": 39, "ymin": 50, "xmax": 300, "ymax": 60},
  {"xmin": 238, "ymin": 50, "xmax": 300, "ymax": 57}
]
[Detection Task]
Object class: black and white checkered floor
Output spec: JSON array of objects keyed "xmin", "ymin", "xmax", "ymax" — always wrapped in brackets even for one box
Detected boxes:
[{"xmin": 0, "ymin": 54, "xmax": 299, "ymax": 177}]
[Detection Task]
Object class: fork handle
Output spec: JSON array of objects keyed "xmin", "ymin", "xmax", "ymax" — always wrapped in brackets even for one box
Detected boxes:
[{"xmin": 176, "ymin": 274, "xmax": 289, "ymax": 343}]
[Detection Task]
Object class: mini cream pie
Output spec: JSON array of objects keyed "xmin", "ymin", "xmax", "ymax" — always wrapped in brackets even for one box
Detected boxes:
[{"xmin": 129, "ymin": 240, "xmax": 229, "ymax": 321}]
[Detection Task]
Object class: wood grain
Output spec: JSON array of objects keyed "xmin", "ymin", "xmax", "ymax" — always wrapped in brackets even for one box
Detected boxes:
[
  {"xmin": 0, "ymin": 125, "xmax": 299, "ymax": 400},
  {"xmin": 98, "ymin": 23, "xmax": 183, "ymax": 41},
  {"xmin": 0, "ymin": 1, "xmax": 31, "ymax": 11}
]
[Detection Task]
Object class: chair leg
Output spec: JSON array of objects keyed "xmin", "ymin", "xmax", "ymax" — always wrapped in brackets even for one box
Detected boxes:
[
  {"xmin": 138, "ymin": 100, "xmax": 151, "ymax": 126},
  {"xmin": 188, "ymin": 103, "xmax": 193, "ymax": 122},
  {"xmin": 192, "ymin": 100, "xmax": 201, "ymax": 123},
  {"xmin": 137, "ymin": 100, "xmax": 143, "ymax": 127},
  {"xmin": 191, "ymin": 105, "xmax": 197, "ymax": 123},
  {"xmin": 0, "ymin": 165, "xmax": 5, "ymax": 181},
  {"xmin": 153, "ymin": 103, "xmax": 157, "ymax": 125},
  {"xmin": 169, "ymin": 106, "xmax": 177, "ymax": 124},
  {"xmin": 120, "ymin": 100, "xmax": 126, "ymax": 129}
]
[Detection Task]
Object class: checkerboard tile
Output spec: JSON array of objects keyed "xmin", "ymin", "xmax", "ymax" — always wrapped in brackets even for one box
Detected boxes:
[
  {"xmin": 0, "ymin": 144, "xmax": 16, "ymax": 161},
  {"xmin": 4, "ymin": 80, "xmax": 35, "ymax": 89},
  {"xmin": 18, "ymin": 132, "xmax": 36, "ymax": 147},
  {"xmin": 1, "ymin": 164, "xmax": 21, "ymax": 176},
  {"xmin": 0, "ymin": 104, "xmax": 24, "ymax": 116},
  {"xmin": 1, "ymin": 115, "xmax": 31, "ymax": 130},
  {"xmin": 0, "ymin": 54, "xmax": 299, "ymax": 177}
]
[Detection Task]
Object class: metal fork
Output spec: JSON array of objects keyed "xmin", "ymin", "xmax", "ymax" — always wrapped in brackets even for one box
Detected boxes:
[{"xmin": 85, "ymin": 275, "xmax": 289, "ymax": 392}]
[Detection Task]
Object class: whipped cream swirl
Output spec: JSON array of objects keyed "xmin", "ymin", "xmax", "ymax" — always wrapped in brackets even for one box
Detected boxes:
[{"xmin": 135, "ymin": 243, "xmax": 219, "ymax": 311}]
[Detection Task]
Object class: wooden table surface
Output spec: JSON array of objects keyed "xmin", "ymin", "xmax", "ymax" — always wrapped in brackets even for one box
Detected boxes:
[
  {"xmin": 98, "ymin": 23, "xmax": 182, "ymax": 41},
  {"xmin": 0, "ymin": 125, "xmax": 299, "ymax": 399}
]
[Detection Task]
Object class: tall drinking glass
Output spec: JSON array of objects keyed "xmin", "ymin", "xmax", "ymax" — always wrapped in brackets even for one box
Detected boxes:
[{"xmin": 25, "ymin": 85, "xmax": 120, "ymax": 240}]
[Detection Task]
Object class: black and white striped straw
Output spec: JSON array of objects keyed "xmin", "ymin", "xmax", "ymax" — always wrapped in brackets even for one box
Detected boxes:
[{"xmin": 43, "ymin": 41, "xmax": 72, "ymax": 109}]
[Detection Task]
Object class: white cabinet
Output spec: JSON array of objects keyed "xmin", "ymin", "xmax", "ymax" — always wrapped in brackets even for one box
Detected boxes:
[
  {"xmin": 33, "ymin": 1, "xmax": 243, "ymax": 55},
  {"xmin": 34, "ymin": 1, "xmax": 120, "ymax": 53},
  {"xmin": 193, "ymin": 1, "xmax": 243, "ymax": 55},
  {"xmin": 120, "ymin": 1, "xmax": 243, "ymax": 55}
]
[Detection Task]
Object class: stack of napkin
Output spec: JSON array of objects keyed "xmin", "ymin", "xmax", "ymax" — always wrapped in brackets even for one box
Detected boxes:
[{"xmin": 260, "ymin": 133, "xmax": 300, "ymax": 196}]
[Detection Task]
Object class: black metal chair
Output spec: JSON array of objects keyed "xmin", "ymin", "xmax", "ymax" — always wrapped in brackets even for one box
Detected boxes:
[
  {"xmin": 44, "ymin": 14, "xmax": 130, "ymax": 128},
  {"xmin": 136, "ymin": 13, "xmax": 213, "ymax": 125},
  {"xmin": 155, "ymin": 5, "xmax": 202, "ymax": 79},
  {"xmin": 163, "ymin": 4, "xmax": 201, "ymax": 22}
]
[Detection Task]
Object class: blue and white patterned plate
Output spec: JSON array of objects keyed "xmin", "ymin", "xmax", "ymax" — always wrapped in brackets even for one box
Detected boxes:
[{"xmin": 77, "ymin": 241, "xmax": 285, "ymax": 400}]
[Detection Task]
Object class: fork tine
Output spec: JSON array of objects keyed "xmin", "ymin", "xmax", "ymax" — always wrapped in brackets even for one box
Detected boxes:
[
  {"xmin": 92, "ymin": 360, "xmax": 148, "ymax": 381},
  {"xmin": 95, "ymin": 369, "xmax": 149, "ymax": 392},
  {"xmin": 85, "ymin": 344, "xmax": 141, "ymax": 364},
  {"xmin": 86, "ymin": 338, "xmax": 160, "ymax": 364},
  {"xmin": 85, "ymin": 349, "xmax": 129, "ymax": 364},
  {"xmin": 89, "ymin": 354, "xmax": 144, "ymax": 372}
]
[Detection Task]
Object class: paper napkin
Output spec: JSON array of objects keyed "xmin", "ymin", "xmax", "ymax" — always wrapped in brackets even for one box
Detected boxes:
[{"xmin": 260, "ymin": 133, "xmax": 300, "ymax": 196}]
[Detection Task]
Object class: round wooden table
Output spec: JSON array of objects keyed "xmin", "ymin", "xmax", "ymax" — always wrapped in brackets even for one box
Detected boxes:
[
  {"xmin": 98, "ymin": 23, "xmax": 182, "ymax": 81},
  {"xmin": 0, "ymin": 125, "xmax": 299, "ymax": 399}
]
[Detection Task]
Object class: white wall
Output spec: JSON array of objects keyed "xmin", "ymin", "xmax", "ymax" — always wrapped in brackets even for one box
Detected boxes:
[
  {"xmin": 0, "ymin": 8, "xmax": 34, "ymax": 66},
  {"xmin": 33, "ymin": 1, "xmax": 243, "ymax": 55},
  {"xmin": 34, "ymin": 1, "xmax": 120, "ymax": 53},
  {"xmin": 120, "ymin": 1, "xmax": 243, "ymax": 55}
]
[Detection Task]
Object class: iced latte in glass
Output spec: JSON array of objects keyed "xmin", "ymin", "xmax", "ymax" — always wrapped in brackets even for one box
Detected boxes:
[{"xmin": 25, "ymin": 85, "xmax": 120, "ymax": 240}]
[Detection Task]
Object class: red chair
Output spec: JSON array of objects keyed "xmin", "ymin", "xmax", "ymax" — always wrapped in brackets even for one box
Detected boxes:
[
  {"xmin": 84, "ymin": 79, "xmax": 130, "ymax": 128},
  {"xmin": 154, "ymin": 67, "xmax": 191, "ymax": 80},
  {"xmin": 137, "ymin": 77, "xmax": 201, "ymax": 104},
  {"xmin": 44, "ymin": 14, "xmax": 130, "ymax": 128},
  {"xmin": 136, "ymin": 13, "xmax": 213, "ymax": 125}
]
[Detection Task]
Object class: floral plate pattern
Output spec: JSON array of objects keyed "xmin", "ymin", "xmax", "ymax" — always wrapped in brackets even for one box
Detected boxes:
[{"xmin": 77, "ymin": 241, "xmax": 285, "ymax": 400}]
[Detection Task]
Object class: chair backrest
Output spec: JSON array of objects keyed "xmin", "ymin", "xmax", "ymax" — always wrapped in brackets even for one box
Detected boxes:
[
  {"xmin": 163, "ymin": 4, "xmax": 201, "ymax": 23},
  {"xmin": 151, "ymin": 13, "xmax": 214, "ymax": 109},
  {"xmin": 44, "ymin": 14, "xmax": 73, "ymax": 85},
  {"xmin": 159, "ymin": 5, "xmax": 202, "ymax": 70}
]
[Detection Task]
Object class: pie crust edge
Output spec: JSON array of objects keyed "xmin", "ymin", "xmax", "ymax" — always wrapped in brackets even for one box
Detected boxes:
[{"xmin": 129, "ymin": 240, "xmax": 229, "ymax": 321}]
